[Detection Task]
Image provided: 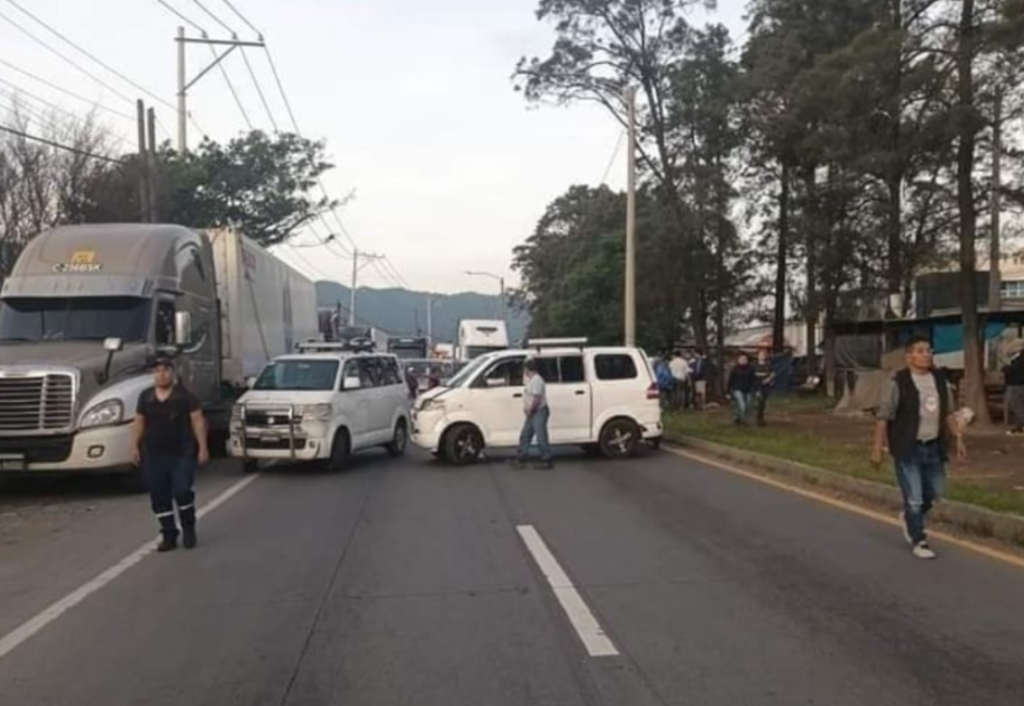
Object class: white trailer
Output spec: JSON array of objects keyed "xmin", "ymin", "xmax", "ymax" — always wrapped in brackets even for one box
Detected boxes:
[{"xmin": 455, "ymin": 319, "xmax": 509, "ymax": 361}]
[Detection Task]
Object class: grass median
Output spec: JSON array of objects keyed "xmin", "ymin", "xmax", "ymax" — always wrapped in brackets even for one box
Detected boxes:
[{"xmin": 663, "ymin": 396, "xmax": 1024, "ymax": 518}]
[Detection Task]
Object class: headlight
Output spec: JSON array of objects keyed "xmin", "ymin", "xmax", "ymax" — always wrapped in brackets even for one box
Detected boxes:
[
  {"xmin": 80, "ymin": 400, "xmax": 123, "ymax": 429},
  {"xmin": 419, "ymin": 398, "xmax": 446, "ymax": 412},
  {"xmin": 299, "ymin": 403, "xmax": 333, "ymax": 421},
  {"xmin": 231, "ymin": 404, "xmax": 244, "ymax": 420}
]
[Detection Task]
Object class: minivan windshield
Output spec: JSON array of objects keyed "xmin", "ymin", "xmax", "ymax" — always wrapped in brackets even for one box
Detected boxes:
[
  {"xmin": 445, "ymin": 355, "xmax": 491, "ymax": 388},
  {"xmin": 0, "ymin": 296, "xmax": 151, "ymax": 343},
  {"xmin": 254, "ymin": 359, "xmax": 339, "ymax": 391}
]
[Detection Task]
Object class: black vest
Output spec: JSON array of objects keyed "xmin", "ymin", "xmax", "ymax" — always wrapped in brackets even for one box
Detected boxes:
[{"xmin": 886, "ymin": 368, "xmax": 951, "ymax": 461}]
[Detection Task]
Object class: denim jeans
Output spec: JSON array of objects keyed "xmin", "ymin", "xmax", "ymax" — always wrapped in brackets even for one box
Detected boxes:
[
  {"xmin": 731, "ymin": 391, "xmax": 752, "ymax": 424},
  {"xmin": 145, "ymin": 455, "xmax": 197, "ymax": 538},
  {"xmin": 518, "ymin": 406, "xmax": 552, "ymax": 462},
  {"xmin": 894, "ymin": 442, "xmax": 946, "ymax": 545}
]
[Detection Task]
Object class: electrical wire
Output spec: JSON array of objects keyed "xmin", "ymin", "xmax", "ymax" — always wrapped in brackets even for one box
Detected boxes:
[
  {"xmin": 154, "ymin": 0, "xmax": 207, "ymax": 36},
  {"xmin": 600, "ymin": 129, "xmax": 626, "ymax": 185},
  {"xmin": 2, "ymin": 0, "xmax": 178, "ymax": 111},
  {"xmin": 0, "ymin": 86, "xmax": 130, "ymax": 148},
  {"xmin": 210, "ymin": 45, "xmax": 253, "ymax": 130},
  {"xmin": 240, "ymin": 48, "xmax": 278, "ymax": 132},
  {"xmin": 220, "ymin": 0, "xmax": 262, "ymax": 38},
  {"xmin": 263, "ymin": 46, "xmax": 301, "ymax": 135},
  {"xmin": 190, "ymin": 0, "xmax": 235, "ymax": 36},
  {"xmin": 0, "ymin": 124, "xmax": 122, "ymax": 163},
  {"xmin": 0, "ymin": 57, "xmax": 135, "ymax": 121}
]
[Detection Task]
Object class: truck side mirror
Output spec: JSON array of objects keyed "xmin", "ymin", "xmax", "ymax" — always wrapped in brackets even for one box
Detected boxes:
[
  {"xmin": 175, "ymin": 311, "xmax": 193, "ymax": 347},
  {"xmin": 104, "ymin": 337, "xmax": 124, "ymax": 353}
]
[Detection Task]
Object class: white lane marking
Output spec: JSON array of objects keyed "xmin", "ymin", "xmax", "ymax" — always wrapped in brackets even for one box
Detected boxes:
[
  {"xmin": 0, "ymin": 473, "xmax": 260, "ymax": 661},
  {"xmin": 516, "ymin": 525, "xmax": 619, "ymax": 658}
]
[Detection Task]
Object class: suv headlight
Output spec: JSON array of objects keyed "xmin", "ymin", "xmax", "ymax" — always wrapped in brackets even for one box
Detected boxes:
[
  {"xmin": 419, "ymin": 398, "xmax": 446, "ymax": 412},
  {"xmin": 80, "ymin": 400, "xmax": 123, "ymax": 429},
  {"xmin": 299, "ymin": 403, "xmax": 333, "ymax": 421}
]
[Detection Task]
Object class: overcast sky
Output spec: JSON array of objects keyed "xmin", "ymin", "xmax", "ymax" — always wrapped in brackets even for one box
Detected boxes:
[{"xmin": 0, "ymin": 0, "xmax": 746, "ymax": 294}]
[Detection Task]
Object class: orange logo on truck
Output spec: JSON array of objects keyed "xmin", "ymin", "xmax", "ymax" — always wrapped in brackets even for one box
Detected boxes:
[{"xmin": 53, "ymin": 250, "xmax": 102, "ymax": 273}]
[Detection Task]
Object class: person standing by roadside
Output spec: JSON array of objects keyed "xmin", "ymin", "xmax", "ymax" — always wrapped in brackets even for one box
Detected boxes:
[
  {"xmin": 727, "ymin": 354, "xmax": 756, "ymax": 425},
  {"xmin": 872, "ymin": 336, "xmax": 966, "ymax": 560},
  {"xmin": 669, "ymin": 350, "xmax": 691, "ymax": 411},
  {"xmin": 132, "ymin": 357, "xmax": 209, "ymax": 552},
  {"xmin": 691, "ymin": 351, "xmax": 708, "ymax": 410},
  {"xmin": 655, "ymin": 357, "xmax": 676, "ymax": 412},
  {"xmin": 1002, "ymin": 341, "xmax": 1024, "ymax": 436},
  {"xmin": 515, "ymin": 358, "xmax": 553, "ymax": 470},
  {"xmin": 753, "ymin": 349, "xmax": 776, "ymax": 426}
]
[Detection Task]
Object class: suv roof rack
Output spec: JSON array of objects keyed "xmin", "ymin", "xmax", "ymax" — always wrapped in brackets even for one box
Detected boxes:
[
  {"xmin": 526, "ymin": 337, "xmax": 588, "ymax": 351},
  {"xmin": 295, "ymin": 338, "xmax": 376, "ymax": 354}
]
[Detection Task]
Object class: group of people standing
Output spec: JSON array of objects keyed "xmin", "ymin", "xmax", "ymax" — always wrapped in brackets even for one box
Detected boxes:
[{"xmin": 654, "ymin": 350, "xmax": 712, "ymax": 412}]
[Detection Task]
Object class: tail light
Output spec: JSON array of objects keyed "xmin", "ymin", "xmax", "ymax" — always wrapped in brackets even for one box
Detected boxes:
[{"xmin": 646, "ymin": 382, "xmax": 659, "ymax": 400}]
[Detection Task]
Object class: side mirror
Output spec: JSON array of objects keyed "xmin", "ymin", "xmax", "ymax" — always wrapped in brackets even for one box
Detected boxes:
[
  {"xmin": 104, "ymin": 337, "xmax": 124, "ymax": 353},
  {"xmin": 343, "ymin": 376, "xmax": 361, "ymax": 391},
  {"xmin": 245, "ymin": 376, "xmax": 257, "ymax": 390},
  {"xmin": 174, "ymin": 311, "xmax": 193, "ymax": 347}
]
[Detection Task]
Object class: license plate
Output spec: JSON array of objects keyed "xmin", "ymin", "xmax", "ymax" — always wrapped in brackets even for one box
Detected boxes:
[
  {"xmin": 259, "ymin": 433, "xmax": 281, "ymax": 443},
  {"xmin": 0, "ymin": 456, "xmax": 26, "ymax": 471}
]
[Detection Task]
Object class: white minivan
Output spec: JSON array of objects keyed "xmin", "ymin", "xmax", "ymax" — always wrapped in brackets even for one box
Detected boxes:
[
  {"xmin": 229, "ymin": 348, "xmax": 411, "ymax": 473},
  {"xmin": 411, "ymin": 340, "xmax": 662, "ymax": 464}
]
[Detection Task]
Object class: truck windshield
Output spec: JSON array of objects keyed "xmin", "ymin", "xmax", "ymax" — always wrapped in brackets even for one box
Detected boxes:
[
  {"xmin": 466, "ymin": 345, "xmax": 505, "ymax": 359},
  {"xmin": 254, "ymin": 360, "xmax": 339, "ymax": 391},
  {"xmin": 0, "ymin": 296, "xmax": 151, "ymax": 343}
]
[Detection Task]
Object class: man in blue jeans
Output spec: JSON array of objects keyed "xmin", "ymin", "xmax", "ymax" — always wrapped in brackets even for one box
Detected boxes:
[
  {"xmin": 515, "ymin": 358, "xmax": 553, "ymax": 470},
  {"xmin": 132, "ymin": 357, "xmax": 209, "ymax": 552},
  {"xmin": 872, "ymin": 337, "xmax": 967, "ymax": 560}
]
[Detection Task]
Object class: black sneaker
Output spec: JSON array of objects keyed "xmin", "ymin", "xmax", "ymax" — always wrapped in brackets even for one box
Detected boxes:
[
  {"xmin": 534, "ymin": 461, "xmax": 554, "ymax": 471},
  {"xmin": 156, "ymin": 535, "xmax": 178, "ymax": 553},
  {"xmin": 182, "ymin": 526, "xmax": 198, "ymax": 550}
]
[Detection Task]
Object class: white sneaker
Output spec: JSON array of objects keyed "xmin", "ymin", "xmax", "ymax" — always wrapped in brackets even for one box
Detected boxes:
[
  {"xmin": 912, "ymin": 542, "xmax": 937, "ymax": 560},
  {"xmin": 898, "ymin": 512, "xmax": 912, "ymax": 546}
]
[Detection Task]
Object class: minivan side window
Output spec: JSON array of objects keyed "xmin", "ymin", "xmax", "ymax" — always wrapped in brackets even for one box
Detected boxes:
[
  {"xmin": 478, "ymin": 358, "xmax": 524, "ymax": 388},
  {"xmin": 341, "ymin": 360, "xmax": 360, "ymax": 390},
  {"xmin": 595, "ymin": 354, "xmax": 638, "ymax": 381},
  {"xmin": 383, "ymin": 357, "xmax": 402, "ymax": 386},
  {"xmin": 535, "ymin": 358, "xmax": 559, "ymax": 384},
  {"xmin": 559, "ymin": 356, "xmax": 586, "ymax": 383},
  {"xmin": 359, "ymin": 358, "xmax": 382, "ymax": 388}
]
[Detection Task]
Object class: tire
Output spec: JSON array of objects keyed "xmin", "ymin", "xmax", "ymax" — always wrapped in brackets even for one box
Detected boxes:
[
  {"xmin": 647, "ymin": 437, "xmax": 662, "ymax": 450},
  {"xmin": 242, "ymin": 459, "xmax": 260, "ymax": 474},
  {"xmin": 387, "ymin": 419, "xmax": 408, "ymax": 458},
  {"xmin": 328, "ymin": 429, "xmax": 351, "ymax": 472},
  {"xmin": 599, "ymin": 418, "xmax": 640, "ymax": 459},
  {"xmin": 444, "ymin": 424, "xmax": 483, "ymax": 466}
]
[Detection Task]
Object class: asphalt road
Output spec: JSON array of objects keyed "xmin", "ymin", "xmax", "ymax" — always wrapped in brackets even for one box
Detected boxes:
[{"xmin": 1, "ymin": 446, "xmax": 1023, "ymax": 706}]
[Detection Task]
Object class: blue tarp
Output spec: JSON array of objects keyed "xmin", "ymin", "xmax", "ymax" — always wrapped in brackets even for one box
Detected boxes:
[{"xmin": 928, "ymin": 323, "xmax": 1007, "ymax": 355}]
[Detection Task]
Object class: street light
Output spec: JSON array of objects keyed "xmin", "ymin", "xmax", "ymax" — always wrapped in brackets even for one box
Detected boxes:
[{"xmin": 464, "ymin": 270, "xmax": 506, "ymax": 322}]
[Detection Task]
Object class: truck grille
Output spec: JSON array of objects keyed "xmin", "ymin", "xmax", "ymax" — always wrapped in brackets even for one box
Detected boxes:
[{"xmin": 0, "ymin": 374, "xmax": 75, "ymax": 432}]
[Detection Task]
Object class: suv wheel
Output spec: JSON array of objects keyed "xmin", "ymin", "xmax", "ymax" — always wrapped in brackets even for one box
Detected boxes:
[
  {"xmin": 329, "ymin": 429, "xmax": 351, "ymax": 472},
  {"xmin": 445, "ymin": 424, "xmax": 482, "ymax": 466},
  {"xmin": 599, "ymin": 418, "xmax": 640, "ymax": 459},
  {"xmin": 387, "ymin": 420, "xmax": 408, "ymax": 458}
]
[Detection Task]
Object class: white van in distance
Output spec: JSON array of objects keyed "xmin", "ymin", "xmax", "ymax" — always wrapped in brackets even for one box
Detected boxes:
[
  {"xmin": 411, "ymin": 339, "xmax": 662, "ymax": 464},
  {"xmin": 229, "ymin": 343, "xmax": 411, "ymax": 472}
]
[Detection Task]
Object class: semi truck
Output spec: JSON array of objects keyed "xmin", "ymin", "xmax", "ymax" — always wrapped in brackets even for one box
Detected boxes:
[
  {"xmin": 0, "ymin": 223, "xmax": 318, "ymax": 482},
  {"xmin": 387, "ymin": 336, "xmax": 429, "ymax": 360},
  {"xmin": 455, "ymin": 319, "xmax": 509, "ymax": 362}
]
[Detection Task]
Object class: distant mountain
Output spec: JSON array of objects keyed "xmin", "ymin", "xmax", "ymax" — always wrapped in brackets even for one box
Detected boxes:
[{"xmin": 315, "ymin": 281, "xmax": 529, "ymax": 343}]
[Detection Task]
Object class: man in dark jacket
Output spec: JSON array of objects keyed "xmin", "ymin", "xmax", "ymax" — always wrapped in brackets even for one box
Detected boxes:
[
  {"xmin": 871, "ymin": 336, "xmax": 966, "ymax": 560},
  {"xmin": 1003, "ymin": 342, "xmax": 1024, "ymax": 435},
  {"xmin": 727, "ymin": 354, "xmax": 756, "ymax": 425}
]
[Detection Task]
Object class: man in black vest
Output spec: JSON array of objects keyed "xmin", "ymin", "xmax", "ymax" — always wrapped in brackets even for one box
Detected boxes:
[{"xmin": 872, "ymin": 336, "xmax": 966, "ymax": 560}]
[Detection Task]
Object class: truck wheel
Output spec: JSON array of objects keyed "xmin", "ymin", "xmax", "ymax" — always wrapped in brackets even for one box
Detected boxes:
[
  {"xmin": 599, "ymin": 418, "xmax": 640, "ymax": 459},
  {"xmin": 387, "ymin": 420, "xmax": 408, "ymax": 458},
  {"xmin": 444, "ymin": 424, "xmax": 482, "ymax": 466},
  {"xmin": 242, "ymin": 459, "xmax": 260, "ymax": 474},
  {"xmin": 329, "ymin": 429, "xmax": 351, "ymax": 472}
]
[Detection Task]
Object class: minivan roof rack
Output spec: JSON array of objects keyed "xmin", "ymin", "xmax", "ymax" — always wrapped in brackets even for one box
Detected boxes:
[
  {"xmin": 295, "ymin": 338, "xmax": 376, "ymax": 354},
  {"xmin": 526, "ymin": 337, "xmax": 588, "ymax": 350}
]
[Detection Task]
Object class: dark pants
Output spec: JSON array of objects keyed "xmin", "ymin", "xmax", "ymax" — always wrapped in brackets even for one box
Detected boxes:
[
  {"xmin": 894, "ymin": 442, "xmax": 946, "ymax": 545},
  {"xmin": 145, "ymin": 455, "xmax": 197, "ymax": 538},
  {"xmin": 756, "ymin": 389, "xmax": 770, "ymax": 424},
  {"xmin": 518, "ymin": 406, "xmax": 552, "ymax": 462},
  {"xmin": 1008, "ymin": 385, "xmax": 1024, "ymax": 431}
]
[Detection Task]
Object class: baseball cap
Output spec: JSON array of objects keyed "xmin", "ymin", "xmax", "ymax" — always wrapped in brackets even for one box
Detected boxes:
[{"xmin": 152, "ymin": 355, "xmax": 175, "ymax": 369}]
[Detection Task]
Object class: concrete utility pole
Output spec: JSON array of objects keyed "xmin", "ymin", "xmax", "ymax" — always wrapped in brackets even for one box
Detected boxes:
[
  {"xmin": 146, "ymin": 107, "xmax": 158, "ymax": 223},
  {"xmin": 989, "ymin": 85, "xmax": 1004, "ymax": 312},
  {"xmin": 350, "ymin": 248, "xmax": 386, "ymax": 324},
  {"xmin": 426, "ymin": 294, "xmax": 433, "ymax": 350},
  {"xmin": 136, "ymin": 100, "xmax": 150, "ymax": 223},
  {"xmin": 175, "ymin": 27, "xmax": 265, "ymax": 152},
  {"xmin": 625, "ymin": 86, "xmax": 638, "ymax": 347},
  {"xmin": 464, "ymin": 271, "xmax": 506, "ymax": 323}
]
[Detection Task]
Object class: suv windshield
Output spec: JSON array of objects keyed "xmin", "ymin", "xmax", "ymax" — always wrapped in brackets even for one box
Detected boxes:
[
  {"xmin": 446, "ymin": 356, "xmax": 491, "ymax": 388},
  {"xmin": 254, "ymin": 359, "xmax": 339, "ymax": 391},
  {"xmin": 0, "ymin": 296, "xmax": 151, "ymax": 343}
]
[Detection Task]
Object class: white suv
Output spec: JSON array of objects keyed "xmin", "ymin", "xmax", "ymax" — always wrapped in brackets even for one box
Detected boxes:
[
  {"xmin": 411, "ymin": 340, "xmax": 662, "ymax": 464},
  {"xmin": 229, "ymin": 348, "xmax": 411, "ymax": 472}
]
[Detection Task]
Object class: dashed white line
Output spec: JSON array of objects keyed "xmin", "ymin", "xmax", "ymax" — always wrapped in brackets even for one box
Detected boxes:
[
  {"xmin": 0, "ymin": 473, "xmax": 260, "ymax": 661},
  {"xmin": 516, "ymin": 524, "xmax": 619, "ymax": 658}
]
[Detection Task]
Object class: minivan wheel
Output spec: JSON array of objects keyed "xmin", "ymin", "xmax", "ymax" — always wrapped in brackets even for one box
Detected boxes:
[
  {"xmin": 329, "ymin": 429, "xmax": 351, "ymax": 472},
  {"xmin": 445, "ymin": 424, "xmax": 483, "ymax": 466},
  {"xmin": 599, "ymin": 418, "xmax": 640, "ymax": 459},
  {"xmin": 387, "ymin": 420, "xmax": 408, "ymax": 458},
  {"xmin": 242, "ymin": 459, "xmax": 260, "ymax": 474}
]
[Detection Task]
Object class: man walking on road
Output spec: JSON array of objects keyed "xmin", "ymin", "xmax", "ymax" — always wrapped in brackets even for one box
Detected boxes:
[
  {"xmin": 132, "ymin": 357, "xmax": 209, "ymax": 552},
  {"xmin": 872, "ymin": 337, "xmax": 966, "ymax": 560},
  {"xmin": 515, "ymin": 358, "xmax": 553, "ymax": 470}
]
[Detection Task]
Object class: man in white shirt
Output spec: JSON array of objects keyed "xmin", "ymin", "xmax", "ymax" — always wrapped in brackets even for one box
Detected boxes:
[
  {"xmin": 669, "ymin": 351, "xmax": 691, "ymax": 410},
  {"xmin": 515, "ymin": 358, "xmax": 553, "ymax": 470}
]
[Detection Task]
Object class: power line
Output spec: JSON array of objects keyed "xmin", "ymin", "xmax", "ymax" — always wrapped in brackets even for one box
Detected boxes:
[
  {"xmin": 210, "ymin": 45, "xmax": 252, "ymax": 130},
  {"xmin": 0, "ymin": 85, "xmax": 130, "ymax": 148},
  {"xmin": 2, "ymin": 0, "xmax": 177, "ymax": 111},
  {"xmin": 0, "ymin": 57, "xmax": 135, "ymax": 121},
  {"xmin": 0, "ymin": 124, "xmax": 122, "ymax": 163},
  {"xmin": 263, "ymin": 47, "xmax": 301, "ymax": 135},
  {"xmin": 240, "ymin": 49, "xmax": 278, "ymax": 131},
  {"xmin": 153, "ymin": 0, "xmax": 206, "ymax": 36},
  {"xmin": 220, "ymin": 0, "xmax": 262, "ymax": 38},
  {"xmin": 191, "ymin": 0, "xmax": 235, "ymax": 36},
  {"xmin": 600, "ymin": 129, "xmax": 625, "ymax": 185}
]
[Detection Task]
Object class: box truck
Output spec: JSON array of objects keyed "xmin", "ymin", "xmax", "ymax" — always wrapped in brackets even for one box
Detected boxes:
[
  {"xmin": 0, "ymin": 224, "xmax": 317, "ymax": 482},
  {"xmin": 455, "ymin": 319, "xmax": 509, "ymax": 362}
]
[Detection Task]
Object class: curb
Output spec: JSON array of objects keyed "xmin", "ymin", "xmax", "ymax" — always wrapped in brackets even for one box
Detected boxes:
[{"xmin": 667, "ymin": 434, "xmax": 1024, "ymax": 549}]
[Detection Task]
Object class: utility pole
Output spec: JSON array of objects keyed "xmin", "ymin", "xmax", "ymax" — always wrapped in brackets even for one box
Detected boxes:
[
  {"xmin": 146, "ymin": 107, "xmax": 158, "ymax": 223},
  {"xmin": 625, "ymin": 86, "xmax": 638, "ymax": 347},
  {"xmin": 136, "ymin": 100, "xmax": 150, "ymax": 223},
  {"xmin": 349, "ymin": 248, "xmax": 386, "ymax": 324},
  {"xmin": 426, "ymin": 294, "xmax": 433, "ymax": 350},
  {"xmin": 464, "ymin": 271, "xmax": 506, "ymax": 324},
  {"xmin": 175, "ymin": 27, "xmax": 265, "ymax": 152},
  {"xmin": 989, "ymin": 85, "xmax": 1004, "ymax": 313}
]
